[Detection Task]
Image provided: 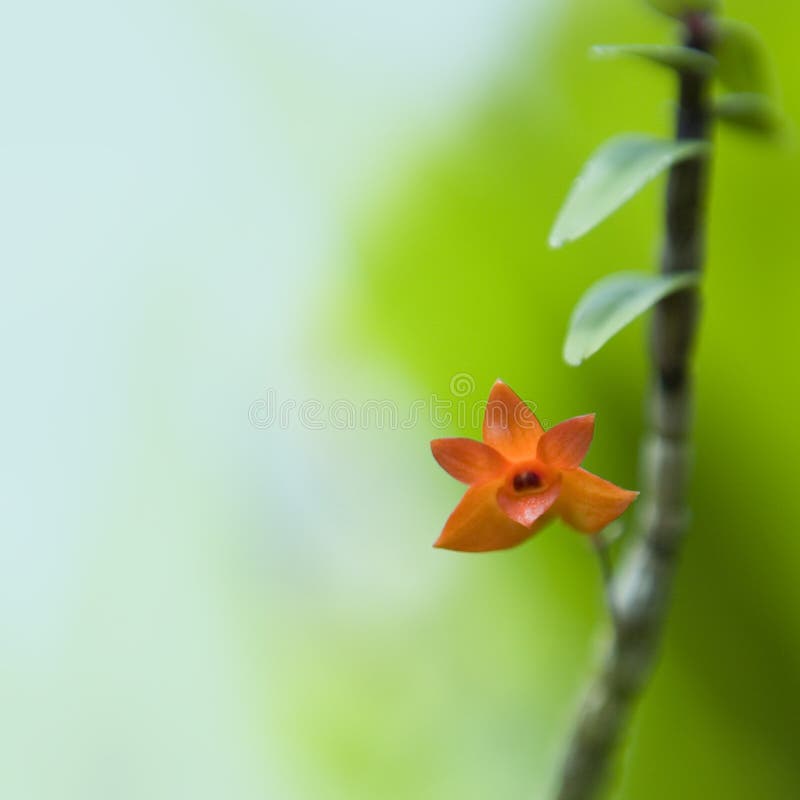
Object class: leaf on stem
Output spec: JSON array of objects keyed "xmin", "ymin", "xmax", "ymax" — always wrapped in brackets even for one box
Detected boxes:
[
  {"xmin": 713, "ymin": 19, "xmax": 773, "ymax": 95},
  {"xmin": 592, "ymin": 44, "xmax": 717, "ymax": 76},
  {"xmin": 549, "ymin": 135, "xmax": 709, "ymax": 248},
  {"xmin": 563, "ymin": 271, "xmax": 701, "ymax": 366},
  {"xmin": 715, "ymin": 93, "xmax": 785, "ymax": 137}
]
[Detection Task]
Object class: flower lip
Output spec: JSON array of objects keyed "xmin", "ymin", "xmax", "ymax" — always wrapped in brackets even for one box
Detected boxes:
[
  {"xmin": 506, "ymin": 461, "xmax": 557, "ymax": 496},
  {"xmin": 497, "ymin": 471, "xmax": 562, "ymax": 528},
  {"xmin": 513, "ymin": 470, "xmax": 542, "ymax": 492}
]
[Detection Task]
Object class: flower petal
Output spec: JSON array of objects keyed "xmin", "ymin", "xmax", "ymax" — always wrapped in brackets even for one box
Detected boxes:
[
  {"xmin": 434, "ymin": 480, "xmax": 534, "ymax": 552},
  {"xmin": 497, "ymin": 476, "xmax": 561, "ymax": 527},
  {"xmin": 537, "ymin": 414, "xmax": 595, "ymax": 470},
  {"xmin": 431, "ymin": 438, "xmax": 507, "ymax": 485},
  {"xmin": 482, "ymin": 380, "xmax": 544, "ymax": 459},
  {"xmin": 557, "ymin": 468, "xmax": 639, "ymax": 533}
]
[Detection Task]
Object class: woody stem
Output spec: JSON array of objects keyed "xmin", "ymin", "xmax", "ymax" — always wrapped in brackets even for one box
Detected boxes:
[{"xmin": 552, "ymin": 13, "xmax": 714, "ymax": 800}]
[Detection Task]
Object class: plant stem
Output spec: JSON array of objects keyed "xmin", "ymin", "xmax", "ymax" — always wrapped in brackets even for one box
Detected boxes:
[
  {"xmin": 552, "ymin": 14, "xmax": 714, "ymax": 800},
  {"xmin": 591, "ymin": 535, "xmax": 617, "ymax": 625}
]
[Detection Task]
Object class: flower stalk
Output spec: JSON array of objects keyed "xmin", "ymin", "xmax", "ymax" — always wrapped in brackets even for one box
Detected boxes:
[{"xmin": 553, "ymin": 12, "xmax": 715, "ymax": 799}]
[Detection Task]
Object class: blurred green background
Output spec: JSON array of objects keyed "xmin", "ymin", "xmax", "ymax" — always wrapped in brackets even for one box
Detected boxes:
[{"xmin": 2, "ymin": 0, "xmax": 798, "ymax": 798}]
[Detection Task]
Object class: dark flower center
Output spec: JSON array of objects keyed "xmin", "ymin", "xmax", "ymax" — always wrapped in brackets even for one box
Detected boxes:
[{"xmin": 513, "ymin": 471, "xmax": 542, "ymax": 492}]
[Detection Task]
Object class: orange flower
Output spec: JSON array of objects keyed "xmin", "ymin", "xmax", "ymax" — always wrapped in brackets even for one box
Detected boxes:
[{"xmin": 431, "ymin": 380, "xmax": 638, "ymax": 552}]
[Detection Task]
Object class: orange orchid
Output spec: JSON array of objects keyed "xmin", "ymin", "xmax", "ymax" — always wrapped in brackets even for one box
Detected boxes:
[{"xmin": 431, "ymin": 380, "xmax": 638, "ymax": 552}]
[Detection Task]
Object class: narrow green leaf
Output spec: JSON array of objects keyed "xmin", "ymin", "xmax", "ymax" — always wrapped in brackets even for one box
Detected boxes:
[
  {"xmin": 564, "ymin": 271, "xmax": 700, "ymax": 366},
  {"xmin": 592, "ymin": 44, "xmax": 717, "ymax": 76},
  {"xmin": 714, "ymin": 19, "xmax": 772, "ymax": 95},
  {"xmin": 645, "ymin": 0, "xmax": 719, "ymax": 18},
  {"xmin": 549, "ymin": 135, "xmax": 709, "ymax": 248},
  {"xmin": 715, "ymin": 93, "xmax": 784, "ymax": 137}
]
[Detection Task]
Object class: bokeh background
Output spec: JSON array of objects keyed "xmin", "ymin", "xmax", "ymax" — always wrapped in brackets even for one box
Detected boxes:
[{"xmin": 3, "ymin": 0, "xmax": 799, "ymax": 798}]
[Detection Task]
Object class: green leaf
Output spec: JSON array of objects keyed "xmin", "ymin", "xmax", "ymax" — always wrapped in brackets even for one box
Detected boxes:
[
  {"xmin": 645, "ymin": 0, "xmax": 719, "ymax": 17},
  {"xmin": 564, "ymin": 271, "xmax": 700, "ymax": 366},
  {"xmin": 592, "ymin": 44, "xmax": 717, "ymax": 75},
  {"xmin": 714, "ymin": 19, "xmax": 772, "ymax": 94},
  {"xmin": 549, "ymin": 135, "xmax": 710, "ymax": 248},
  {"xmin": 715, "ymin": 93, "xmax": 784, "ymax": 137}
]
